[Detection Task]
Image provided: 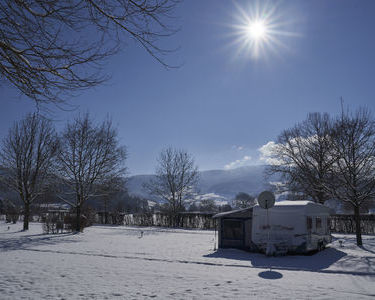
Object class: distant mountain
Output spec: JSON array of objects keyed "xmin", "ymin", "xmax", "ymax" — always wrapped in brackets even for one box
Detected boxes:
[
  {"xmin": 126, "ymin": 174, "xmax": 156, "ymax": 199},
  {"xmin": 198, "ymin": 165, "xmax": 271, "ymax": 197},
  {"xmin": 127, "ymin": 165, "xmax": 278, "ymax": 203}
]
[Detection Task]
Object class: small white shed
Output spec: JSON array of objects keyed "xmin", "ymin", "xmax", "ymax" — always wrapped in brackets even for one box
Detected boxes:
[{"xmin": 252, "ymin": 201, "xmax": 332, "ymax": 254}]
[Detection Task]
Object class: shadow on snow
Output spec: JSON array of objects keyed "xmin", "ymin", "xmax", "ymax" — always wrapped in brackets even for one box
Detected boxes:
[
  {"xmin": 204, "ymin": 245, "xmax": 375, "ymax": 276},
  {"xmin": 0, "ymin": 232, "xmax": 79, "ymax": 252},
  {"xmin": 204, "ymin": 247, "xmax": 347, "ymax": 272},
  {"xmin": 258, "ymin": 270, "xmax": 283, "ymax": 280}
]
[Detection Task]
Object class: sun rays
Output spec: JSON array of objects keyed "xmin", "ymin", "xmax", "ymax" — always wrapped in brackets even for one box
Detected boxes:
[{"xmin": 228, "ymin": 1, "xmax": 299, "ymax": 60}]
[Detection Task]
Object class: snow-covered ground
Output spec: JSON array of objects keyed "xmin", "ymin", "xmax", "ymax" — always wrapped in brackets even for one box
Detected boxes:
[{"xmin": 1, "ymin": 222, "xmax": 374, "ymax": 299}]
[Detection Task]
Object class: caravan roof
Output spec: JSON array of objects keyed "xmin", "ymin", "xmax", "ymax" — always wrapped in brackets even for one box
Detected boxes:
[{"xmin": 254, "ymin": 200, "xmax": 332, "ymax": 215}]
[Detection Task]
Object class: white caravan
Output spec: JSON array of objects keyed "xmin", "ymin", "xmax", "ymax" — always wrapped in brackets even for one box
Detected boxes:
[{"xmin": 251, "ymin": 201, "xmax": 332, "ymax": 255}]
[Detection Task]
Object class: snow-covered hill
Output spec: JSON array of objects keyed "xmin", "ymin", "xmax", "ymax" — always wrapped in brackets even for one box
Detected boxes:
[{"xmin": 127, "ymin": 165, "xmax": 278, "ymax": 203}]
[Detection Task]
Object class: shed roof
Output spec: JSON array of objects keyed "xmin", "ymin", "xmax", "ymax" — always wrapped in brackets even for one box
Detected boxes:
[{"xmin": 212, "ymin": 207, "xmax": 253, "ymax": 219}]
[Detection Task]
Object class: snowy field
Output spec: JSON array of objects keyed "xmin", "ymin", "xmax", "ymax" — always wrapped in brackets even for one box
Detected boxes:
[{"xmin": 1, "ymin": 222, "xmax": 374, "ymax": 299}]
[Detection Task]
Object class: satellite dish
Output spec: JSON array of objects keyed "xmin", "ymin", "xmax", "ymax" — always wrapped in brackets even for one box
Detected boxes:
[{"xmin": 258, "ymin": 191, "xmax": 275, "ymax": 209}]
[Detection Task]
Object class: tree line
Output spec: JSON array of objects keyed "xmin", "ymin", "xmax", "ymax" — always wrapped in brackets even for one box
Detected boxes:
[
  {"xmin": 0, "ymin": 114, "xmax": 205, "ymax": 232},
  {"xmin": 0, "ymin": 113, "xmax": 126, "ymax": 232},
  {"xmin": 267, "ymin": 106, "xmax": 375, "ymax": 246}
]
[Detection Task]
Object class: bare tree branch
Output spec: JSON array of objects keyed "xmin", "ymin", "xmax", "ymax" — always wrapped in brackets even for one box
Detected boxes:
[
  {"xmin": 266, "ymin": 112, "xmax": 334, "ymax": 204},
  {"xmin": 0, "ymin": 0, "xmax": 180, "ymax": 108}
]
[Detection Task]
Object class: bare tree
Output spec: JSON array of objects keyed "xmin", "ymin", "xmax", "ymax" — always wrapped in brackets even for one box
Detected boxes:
[
  {"xmin": 0, "ymin": 0, "xmax": 179, "ymax": 107},
  {"xmin": 199, "ymin": 198, "xmax": 218, "ymax": 212},
  {"xmin": 233, "ymin": 192, "xmax": 255, "ymax": 209},
  {"xmin": 56, "ymin": 113, "xmax": 126, "ymax": 231},
  {"xmin": 0, "ymin": 113, "xmax": 58, "ymax": 230},
  {"xmin": 325, "ymin": 107, "xmax": 375, "ymax": 246},
  {"xmin": 144, "ymin": 147, "xmax": 199, "ymax": 216},
  {"xmin": 266, "ymin": 113, "xmax": 335, "ymax": 204}
]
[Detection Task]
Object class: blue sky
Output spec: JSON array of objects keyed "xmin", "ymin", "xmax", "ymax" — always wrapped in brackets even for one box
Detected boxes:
[{"xmin": 1, "ymin": 0, "xmax": 375, "ymax": 175}]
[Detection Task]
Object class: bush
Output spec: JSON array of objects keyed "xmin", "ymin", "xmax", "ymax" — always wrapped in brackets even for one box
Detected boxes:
[
  {"xmin": 63, "ymin": 214, "xmax": 89, "ymax": 232},
  {"xmin": 43, "ymin": 214, "xmax": 64, "ymax": 234},
  {"xmin": 6, "ymin": 213, "xmax": 19, "ymax": 224},
  {"xmin": 43, "ymin": 207, "xmax": 95, "ymax": 233}
]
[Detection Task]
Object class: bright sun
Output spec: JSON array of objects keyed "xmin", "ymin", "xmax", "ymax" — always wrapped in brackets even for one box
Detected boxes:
[
  {"xmin": 229, "ymin": 1, "xmax": 298, "ymax": 59},
  {"xmin": 247, "ymin": 20, "xmax": 267, "ymax": 40}
]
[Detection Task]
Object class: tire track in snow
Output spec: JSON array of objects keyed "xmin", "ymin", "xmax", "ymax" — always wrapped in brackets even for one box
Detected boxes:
[
  {"xmin": 92, "ymin": 226, "xmax": 214, "ymax": 235},
  {"xmin": 20, "ymin": 248, "xmax": 375, "ymax": 277}
]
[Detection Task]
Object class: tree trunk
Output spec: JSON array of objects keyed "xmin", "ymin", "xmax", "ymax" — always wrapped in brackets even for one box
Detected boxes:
[
  {"xmin": 354, "ymin": 205, "xmax": 362, "ymax": 246},
  {"xmin": 76, "ymin": 204, "xmax": 81, "ymax": 232},
  {"xmin": 23, "ymin": 201, "xmax": 30, "ymax": 231},
  {"xmin": 317, "ymin": 190, "xmax": 325, "ymax": 205},
  {"xmin": 104, "ymin": 198, "xmax": 108, "ymax": 224}
]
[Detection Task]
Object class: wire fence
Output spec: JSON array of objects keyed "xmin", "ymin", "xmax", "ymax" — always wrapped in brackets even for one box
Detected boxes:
[
  {"xmin": 4, "ymin": 212, "xmax": 373, "ymax": 234},
  {"xmin": 330, "ymin": 214, "xmax": 375, "ymax": 235},
  {"xmin": 103, "ymin": 212, "xmax": 375, "ymax": 234},
  {"xmin": 122, "ymin": 212, "xmax": 216, "ymax": 229}
]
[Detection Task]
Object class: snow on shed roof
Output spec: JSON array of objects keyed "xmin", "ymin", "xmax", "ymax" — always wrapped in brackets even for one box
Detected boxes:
[{"xmin": 212, "ymin": 207, "xmax": 253, "ymax": 219}]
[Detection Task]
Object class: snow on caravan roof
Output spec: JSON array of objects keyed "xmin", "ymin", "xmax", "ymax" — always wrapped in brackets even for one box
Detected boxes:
[
  {"xmin": 254, "ymin": 200, "xmax": 332, "ymax": 214},
  {"xmin": 275, "ymin": 200, "xmax": 312, "ymax": 206}
]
